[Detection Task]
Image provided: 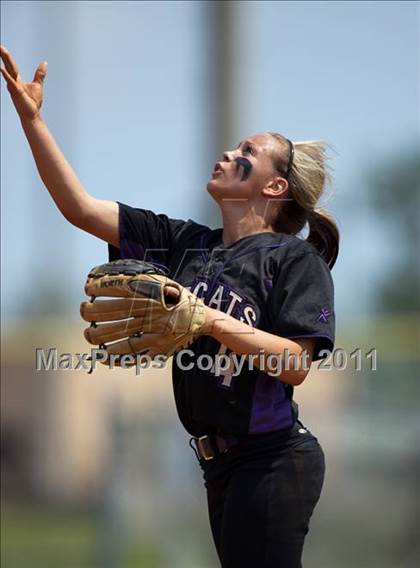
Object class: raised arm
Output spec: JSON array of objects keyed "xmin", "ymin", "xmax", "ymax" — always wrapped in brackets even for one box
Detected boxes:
[{"xmin": 0, "ymin": 46, "xmax": 119, "ymax": 247}]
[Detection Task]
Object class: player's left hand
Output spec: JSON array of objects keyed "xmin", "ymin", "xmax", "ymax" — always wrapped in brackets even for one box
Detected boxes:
[
  {"xmin": 80, "ymin": 259, "xmax": 207, "ymax": 362},
  {"xmin": 0, "ymin": 45, "xmax": 47, "ymax": 121}
]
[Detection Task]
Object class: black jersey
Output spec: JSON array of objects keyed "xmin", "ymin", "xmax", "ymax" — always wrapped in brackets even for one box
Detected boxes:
[{"xmin": 108, "ymin": 202, "xmax": 335, "ymax": 437}]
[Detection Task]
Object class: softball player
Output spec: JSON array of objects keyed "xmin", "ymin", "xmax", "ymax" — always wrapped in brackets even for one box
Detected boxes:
[{"xmin": 1, "ymin": 47, "xmax": 338, "ymax": 567}]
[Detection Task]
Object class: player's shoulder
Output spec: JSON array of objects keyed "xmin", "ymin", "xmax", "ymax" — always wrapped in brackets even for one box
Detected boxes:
[
  {"xmin": 269, "ymin": 234, "xmax": 332, "ymax": 280},
  {"xmin": 176, "ymin": 217, "xmax": 213, "ymax": 239},
  {"xmin": 273, "ymin": 233, "xmax": 322, "ymax": 261},
  {"xmin": 168, "ymin": 217, "xmax": 221, "ymax": 252}
]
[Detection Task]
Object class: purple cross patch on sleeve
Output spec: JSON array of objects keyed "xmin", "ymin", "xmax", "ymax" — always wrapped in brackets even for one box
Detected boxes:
[{"xmin": 318, "ymin": 308, "xmax": 331, "ymax": 323}]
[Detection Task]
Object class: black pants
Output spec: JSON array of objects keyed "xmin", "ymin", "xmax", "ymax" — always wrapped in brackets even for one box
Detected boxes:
[{"xmin": 198, "ymin": 420, "xmax": 325, "ymax": 568}]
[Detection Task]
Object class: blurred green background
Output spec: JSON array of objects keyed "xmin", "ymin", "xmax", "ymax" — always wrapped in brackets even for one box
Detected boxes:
[{"xmin": 1, "ymin": 1, "xmax": 419, "ymax": 567}]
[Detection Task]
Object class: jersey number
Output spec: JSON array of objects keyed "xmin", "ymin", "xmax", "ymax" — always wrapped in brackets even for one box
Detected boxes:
[{"xmin": 210, "ymin": 343, "xmax": 236, "ymax": 388}]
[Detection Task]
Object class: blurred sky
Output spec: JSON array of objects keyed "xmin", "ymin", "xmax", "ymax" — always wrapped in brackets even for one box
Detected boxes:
[{"xmin": 1, "ymin": 0, "xmax": 418, "ymax": 322}]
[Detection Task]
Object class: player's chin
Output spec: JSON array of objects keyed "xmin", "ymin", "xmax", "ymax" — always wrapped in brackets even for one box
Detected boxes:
[
  {"xmin": 206, "ymin": 180, "xmax": 231, "ymax": 203},
  {"xmin": 207, "ymin": 180, "xmax": 244, "ymax": 203},
  {"xmin": 206, "ymin": 178, "xmax": 221, "ymax": 195}
]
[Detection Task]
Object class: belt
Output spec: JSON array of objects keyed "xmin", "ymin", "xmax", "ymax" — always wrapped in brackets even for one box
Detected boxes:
[
  {"xmin": 190, "ymin": 422, "xmax": 301, "ymax": 462},
  {"xmin": 190, "ymin": 433, "xmax": 239, "ymax": 461}
]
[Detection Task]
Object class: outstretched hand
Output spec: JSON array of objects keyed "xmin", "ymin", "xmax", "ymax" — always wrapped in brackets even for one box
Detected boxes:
[{"xmin": 0, "ymin": 45, "xmax": 47, "ymax": 121}]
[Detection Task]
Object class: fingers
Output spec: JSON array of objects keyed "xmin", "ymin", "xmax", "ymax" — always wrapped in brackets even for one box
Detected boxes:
[
  {"xmin": 0, "ymin": 45, "xmax": 47, "ymax": 89},
  {"xmin": 0, "ymin": 63, "xmax": 17, "ymax": 88},
  {"xmin": 164, "ymin": 284, "xmax": 181, "ymax": 302},
  {"xmin": 0, "ymin": 66, "xmax": 22, "ymax": 98},
  {"xmin": 0, "ymin": 65, "xmax": 14, "ymax": 85},
  {"xmin": 33, "ymin": 61, "xmax": 48, "ymax": 85},
  {"xmin": 0, "ymin": 45, "xmax": 20, "ymax": 80},
  {"xmin": 80, "ymin": 298, "xmax": 155, "ymax": 322},
  {"xmin": 84, "ymin": 318, "xmax": 144, "ymax": 345},
  {"xmin": 85, "ymin": 316, "xmax": 169, "ymax": 344}
]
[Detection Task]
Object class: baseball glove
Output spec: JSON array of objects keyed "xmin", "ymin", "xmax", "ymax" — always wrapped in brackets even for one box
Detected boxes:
[{"xmin": 80, "ymin": 259, "xmax": 207, "ymax": 362}]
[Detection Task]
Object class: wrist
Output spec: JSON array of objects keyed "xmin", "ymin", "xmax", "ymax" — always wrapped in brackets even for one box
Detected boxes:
[
  {"xmin": 201, "ymin": 306, "xmax": 226, "ymax": 337},
  {"xmin": 20, "ymin": 112, "xmax": 43, "ymax": 128}
]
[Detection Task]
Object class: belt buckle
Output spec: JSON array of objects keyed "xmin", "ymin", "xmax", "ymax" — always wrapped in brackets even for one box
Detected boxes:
[{"xmin": 196, "ymin": 435, "xmax": 215, "ymax": 461}]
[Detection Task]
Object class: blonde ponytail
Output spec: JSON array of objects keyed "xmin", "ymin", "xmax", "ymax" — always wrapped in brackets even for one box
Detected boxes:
[
  {"xmin": 307, "ymin": 209, "xmax": 339, "ymax": 269},
  {"xmin": 269, "ymin": 133, "xmax": 340, "ymax": 268}
]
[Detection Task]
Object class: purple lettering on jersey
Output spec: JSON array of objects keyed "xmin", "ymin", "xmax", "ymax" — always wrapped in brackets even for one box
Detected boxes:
[{"xmin": 249, "ymin": 372, "xmax": 294, "ymax": 434}]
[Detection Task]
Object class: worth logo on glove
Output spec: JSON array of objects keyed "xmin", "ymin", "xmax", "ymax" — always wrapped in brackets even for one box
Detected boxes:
[{"xmin": 80, "ymin": 259, "xmax": 207, "ymax": 365}]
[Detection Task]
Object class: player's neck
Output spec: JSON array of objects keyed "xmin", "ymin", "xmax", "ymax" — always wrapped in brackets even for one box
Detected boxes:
[{"xmin": 220, "ymin": 207, "xmax": 274, "ymax": 247}]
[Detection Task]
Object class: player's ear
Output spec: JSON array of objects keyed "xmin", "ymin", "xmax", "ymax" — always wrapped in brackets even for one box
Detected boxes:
[{"xmin": 262, "ymin": 177, "xmax": 288, "ymax": 199}]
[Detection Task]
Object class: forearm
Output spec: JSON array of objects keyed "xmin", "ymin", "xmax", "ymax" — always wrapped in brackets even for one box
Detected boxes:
[
  {"xmin": 202, "ymin": 307, "xmax": 312, "ymax": 385},
  {"xmin": 20, "ymin": 114, "xmax": 93, "ymax": 223}
]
